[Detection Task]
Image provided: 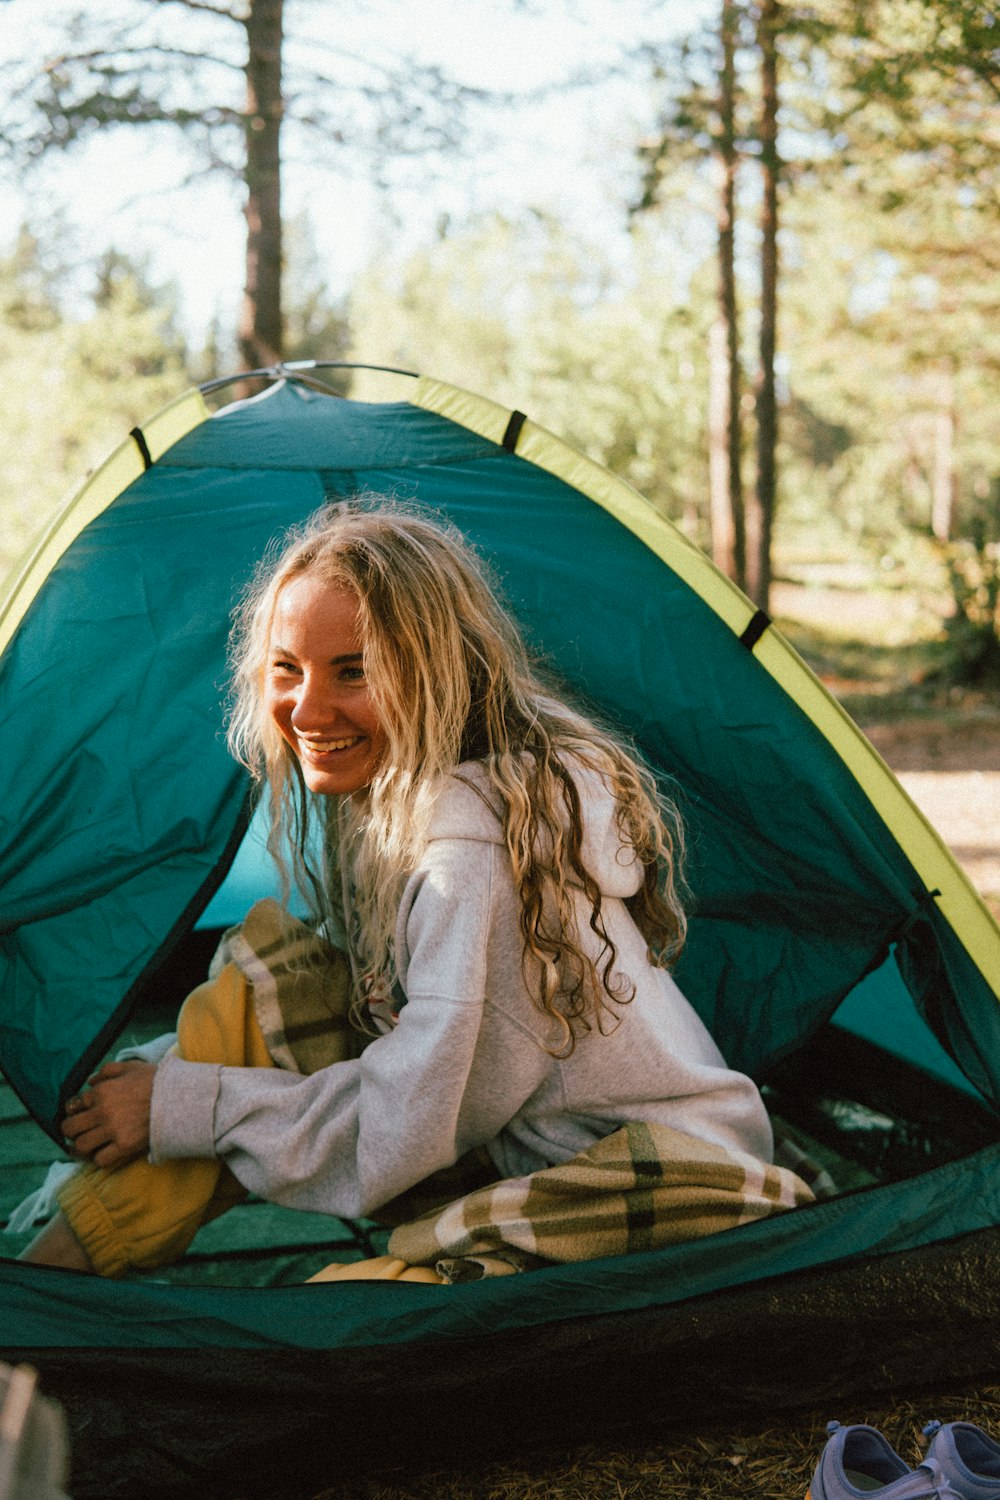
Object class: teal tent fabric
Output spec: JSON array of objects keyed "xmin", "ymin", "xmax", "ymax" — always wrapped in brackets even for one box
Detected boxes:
[
  {"xmin": 4, "ymin": 1135, "xmax": 1000, "ymax": 1349},
  {"xmin": 2, "ymin": 378, "xmax": 997, "ymax": 1133},
  {"xmin": 2, "ymin": 374, "xmax": 999, "ymax": 1410},
  {"xmin": 3, "ymin": 374, "xmax": 1000, "ymax": 1496}
]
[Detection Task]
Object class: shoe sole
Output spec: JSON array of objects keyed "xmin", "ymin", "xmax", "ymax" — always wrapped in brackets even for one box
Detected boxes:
[{"xmin": 807, "ymin": 1476, "xmax": 912, "ymax": 1497}]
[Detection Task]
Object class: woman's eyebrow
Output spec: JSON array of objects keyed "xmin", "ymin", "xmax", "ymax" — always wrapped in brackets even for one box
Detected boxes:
[{"xmin": 269, "ymin": 647, "xmax": 362, "ymax": 665}]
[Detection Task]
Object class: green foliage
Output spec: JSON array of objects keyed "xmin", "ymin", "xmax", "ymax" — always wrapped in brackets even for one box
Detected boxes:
[
  {"xmin": 1, "ymin": 0, "xmax": 997, "ymax": 666},
  {"xmin": 347, "ymin": 216, "xmax": 522, "ymax": 399},
  {"xmin": 939, "ymin": 486, "xmax": 1000, "ymax": 683},
  {"xmin": 0, "ymin": 6, "xmax": 248, "ymax": 173},
  {"xmin": 625, "ymin": 0, "xmax": 1000, "ymax": 605},
  {"xmin": 281, "ymin": 213, "xmax": 352, "ymax": 386},
  {"xmin": 349, "ymin": 214, "xmax": 716, "ymax": 536},
  {"xmin": 943, "ymin": 541, "xmax": 1000, "ymax": 682},
  {"xmin": 745, "ymin": 0, "xmax": 1000, "ymax": 575},
  {"xmin": 0, "ymin": 229, "xmax": 190, "ymax": 588}
]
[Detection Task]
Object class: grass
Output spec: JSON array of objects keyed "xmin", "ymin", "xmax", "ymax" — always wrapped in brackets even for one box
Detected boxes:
[
  {"xmin": 301, "ymin": 1388, "xmax": 1000, "ymax": 1500},
  {"xmin": 773, "ymin": 584, "xmax": 1000, "ymax": 730},
  {"xmin": 777, "ymin": 617, "xmax": 950, "ymax": 719}
]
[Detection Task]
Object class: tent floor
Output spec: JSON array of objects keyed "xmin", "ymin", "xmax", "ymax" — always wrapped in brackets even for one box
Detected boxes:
[
  {"xmin": 7, "ymin": 1219, "xmax": 1000, "ymax": 1500},
  {"xmin": 4, "ymin": 991, "xmax": 1000, "ymax": 1498},
  {"xmin": 5, "ymin": 974, "xmax": 996, "ymax": 1286}
]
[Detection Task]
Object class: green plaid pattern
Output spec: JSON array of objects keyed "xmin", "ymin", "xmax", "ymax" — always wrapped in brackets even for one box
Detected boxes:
[
  {"xmin": 387, "ymin": 1120, "xmax": 817, "ymax": 1282},
  {"xmin": 211, "ymin": 899, "xmax": 361, "ymax": 1074},
  {"xmin": 217, "ymin": 901, "xmax": 818, "ymax": 1285}
]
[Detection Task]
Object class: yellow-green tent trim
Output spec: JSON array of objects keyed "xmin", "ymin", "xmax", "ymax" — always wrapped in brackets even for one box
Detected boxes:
[
  {"xmin": 0, "ymin": 388, "xmax": 209, "ymax": 660},
  {"xmin": 412, "ymin": 376, "xmax": 999, "ymax": 998}
]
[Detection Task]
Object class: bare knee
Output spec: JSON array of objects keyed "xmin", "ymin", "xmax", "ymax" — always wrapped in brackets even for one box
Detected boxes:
[{"xmin": 18, "ymin": 1210, "xmax": 95, "ymax": 1274}]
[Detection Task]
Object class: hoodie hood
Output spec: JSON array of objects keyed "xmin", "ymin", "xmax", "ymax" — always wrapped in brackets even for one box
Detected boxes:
[{"xmin": 427, "ymin": 759, "xmax": 644, "ymax": 899}]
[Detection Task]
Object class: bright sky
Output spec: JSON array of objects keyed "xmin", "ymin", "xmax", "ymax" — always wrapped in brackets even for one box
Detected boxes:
[{"xmin": 1, "ymin": 0, "xmax": 716, "ymax": 341}]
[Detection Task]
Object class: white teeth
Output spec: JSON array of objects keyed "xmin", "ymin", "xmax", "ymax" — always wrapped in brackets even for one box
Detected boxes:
[{"xmin": 301, "ymin": 737, "xmax": 361, "ymax": 753}]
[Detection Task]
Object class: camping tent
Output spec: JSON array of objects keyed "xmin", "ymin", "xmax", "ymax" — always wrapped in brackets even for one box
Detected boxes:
[{"xmin": 2, "ymin": 368, "xmax": 999, "ymax": 1498}]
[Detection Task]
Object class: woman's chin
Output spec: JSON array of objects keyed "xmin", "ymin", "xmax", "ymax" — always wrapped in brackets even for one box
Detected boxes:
[{"xmin": 299, "ymin": 755, "xmax": 376, "ymax": 798}]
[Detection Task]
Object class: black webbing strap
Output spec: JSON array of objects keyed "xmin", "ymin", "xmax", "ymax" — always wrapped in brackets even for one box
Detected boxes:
[
  {"xmin": 739, "ymin": 608, "xmax": 771, "ymax": 651},
  {"xmin": 893, "ymin": 888, "xmax": 942, "ymax": 945},
  {"xmin": 130, "ymin": 426, "xmax": 153, "ymax": 471},
  {"xmin": 502, "ymin": 410, "xmax": 527, "ymax": 453}
]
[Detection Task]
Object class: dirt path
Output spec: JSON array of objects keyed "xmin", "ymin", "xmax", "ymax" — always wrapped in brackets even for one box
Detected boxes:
[{"xmin": 861, "ymin": 717, "xmax": 1000, "ymax": 915}]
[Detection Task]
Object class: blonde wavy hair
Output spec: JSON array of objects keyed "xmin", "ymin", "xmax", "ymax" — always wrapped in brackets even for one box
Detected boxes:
[{"xmin": 227, "ymin": 499, "xmax": 687, "ymax": 1053}]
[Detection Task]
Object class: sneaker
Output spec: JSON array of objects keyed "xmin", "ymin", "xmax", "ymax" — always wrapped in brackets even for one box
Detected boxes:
[
  {"xmin": 808, "ymin": 1421, "xmax": 960, "ymax": 1499},
  {"xmin": 923, "ymin": 1421, "xmax": 1000, "ymax": 1500},
  {"xmin": 0, "ymin": 1361, "xmax": 70, "ymax": 1500}
]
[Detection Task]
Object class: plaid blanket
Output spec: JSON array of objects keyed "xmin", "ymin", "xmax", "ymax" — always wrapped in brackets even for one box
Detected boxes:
[
  {"xmin": 220, "ymin": 901, "xmax": 819, "ymax": 1283},
  {"xmin": 385, "ymin": 1120, "xmax": 818, "ymax": 1281},
  {"xmin": 210, "ymin": 899, "xmax": 362, "ymax": 1073}
]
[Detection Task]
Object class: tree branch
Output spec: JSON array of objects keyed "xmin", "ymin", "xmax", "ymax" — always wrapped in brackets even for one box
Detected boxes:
[
  {"xmin": 153, "ymin": 0, "xmax": 245, "ymax": 22},
  {"xmin": 284, "ymin": 33, "xmax": 593, "ymax": 108},
  {"xmin": 43, "ymin": 45, "xmax": 244, "ymax": 77},
  {"xmin": 96, "ymin": 154, "xmax": 241, "ymax": 219}
]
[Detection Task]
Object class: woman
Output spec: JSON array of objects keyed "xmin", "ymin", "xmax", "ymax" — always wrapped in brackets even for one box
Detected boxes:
[{"xmin": 23, "ymin": 500, "xmax": 782, "ymax": 1277}]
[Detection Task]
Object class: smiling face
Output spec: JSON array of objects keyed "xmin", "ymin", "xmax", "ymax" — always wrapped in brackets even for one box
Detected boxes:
[{"xmin": 264, "ymin": 571, "xmax": 388, "ymax": 797}]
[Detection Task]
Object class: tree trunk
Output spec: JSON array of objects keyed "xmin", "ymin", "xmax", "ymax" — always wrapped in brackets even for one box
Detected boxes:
[
  {"xmin": 747, "ymin": 0, "xmax": 780, "ymax": 611},
  {"xmin": 238, "ymin": 0, "xmax": 284, "ymax": 371},
  {"xmin": 709, "ymin": 0, "xmax": 746, "ymax": 587},
  {"xmin": 932, "ymin": 363, "xmax": 956, "ymax": 542},
  {"xmin": 708, "ymin": 319, "xmax": 736, "ymax": 575}
]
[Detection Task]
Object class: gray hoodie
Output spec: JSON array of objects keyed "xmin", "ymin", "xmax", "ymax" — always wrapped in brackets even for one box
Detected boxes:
[{"xmin": 150, "ymin": 763, "xmax": 772, "ymax": 1219}]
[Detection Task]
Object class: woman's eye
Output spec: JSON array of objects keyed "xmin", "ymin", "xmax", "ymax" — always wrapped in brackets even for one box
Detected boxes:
[
  {"xmin": 340, "ymin": 665, "xmax": 365, "ymax": 683},
  {"xmin": 270, "ymin": 659, "xmax": 299, "ymax": 675}
]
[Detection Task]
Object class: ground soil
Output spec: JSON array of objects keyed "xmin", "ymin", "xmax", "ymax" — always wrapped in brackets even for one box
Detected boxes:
[
  {"xmin": 860, "ymin": 713, "xmax": 1000, "ymax": 914},
  {"xmin": 769, "ymin": 576, "xmax": 1000, "ymax": 913}
]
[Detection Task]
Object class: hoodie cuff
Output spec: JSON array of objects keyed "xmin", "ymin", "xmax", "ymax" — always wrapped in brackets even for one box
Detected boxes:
[{"xmin": 149, "ymin": 1053, "xmax": 222, "ymax": 1161}]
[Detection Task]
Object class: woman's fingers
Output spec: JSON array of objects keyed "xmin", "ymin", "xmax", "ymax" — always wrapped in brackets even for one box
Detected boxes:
[
  {"xmin": 60, "ymin": 1062, "xmax": 155, "ymax": 1166},
  {"xmin": 87, "ymin": 1059, "xmax": 142, "ymax": 1086},
  {"xmin": 89, "ymin": 1141, "xmax": 135, "ymax": 1170},
  {"xmin": 64, "ymin": 1121, "xmax": 141, "ymax": 1169},
  {"xmin": 62, "ymin": 1097, "xmax": 114, "ymax": 1158},
  {"xmin": 62, "ymin": 1097, "xmax": 99, "ymax": 1141},
  {"xmin": 62, "ymin": 1117, "xmax": 112, "ymax": 1161}
]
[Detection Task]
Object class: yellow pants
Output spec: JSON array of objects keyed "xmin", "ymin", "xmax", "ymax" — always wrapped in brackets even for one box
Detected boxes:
[
  {"xmin": 58, "ymin": 962, "xmax": 273, "ymax": 1278},
  {"xmin": 57, "ymin": 962, "xmax": 444, "ymax": 1283}
]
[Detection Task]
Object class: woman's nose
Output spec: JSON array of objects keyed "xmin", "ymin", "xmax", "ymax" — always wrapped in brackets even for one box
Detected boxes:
[{"xmin": 290, "ymin": 675, "xmax": 339, "ymax": 730}]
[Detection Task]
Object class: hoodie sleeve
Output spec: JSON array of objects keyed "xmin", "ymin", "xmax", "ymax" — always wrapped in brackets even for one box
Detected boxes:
[{"xmin": 149, "ymin": 835, "xmax": 549, "ymax": 1219}]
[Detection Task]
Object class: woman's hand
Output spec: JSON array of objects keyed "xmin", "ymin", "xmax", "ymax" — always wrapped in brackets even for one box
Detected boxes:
[{"xmin": 61, "ymin": 1060, "xmax": 156, "ymax": 1170}]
